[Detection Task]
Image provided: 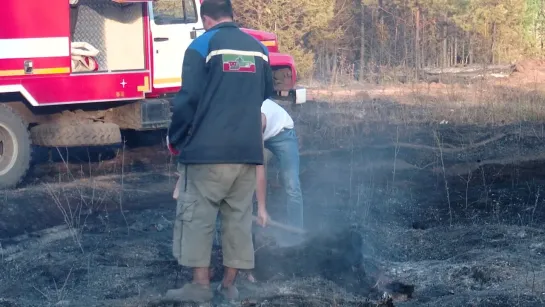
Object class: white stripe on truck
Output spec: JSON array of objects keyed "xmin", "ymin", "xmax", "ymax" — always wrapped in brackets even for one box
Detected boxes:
[
  {"xmin": 205, "ymin": 49, "xmax": 268, "ymax": 63},
  {"xmin": 0, "ymin": 37, "xmax": 70, "ymax": 59}
]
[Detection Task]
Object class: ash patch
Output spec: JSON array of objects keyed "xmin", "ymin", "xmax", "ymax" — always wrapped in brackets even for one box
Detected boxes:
[
  {"xmin": 0, "ymin": 209, "xmax": 407, "ymax": 307},
  {"xmin": 3, "ymin": 101, "xmax": 545, "ymax": 306}
]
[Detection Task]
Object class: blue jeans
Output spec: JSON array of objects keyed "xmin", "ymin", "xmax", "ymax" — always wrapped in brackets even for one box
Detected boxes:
[
  {"xmin": 264, "ymin": 128, "xmax": 304, "ymax": 228},
  {"xmin": 214, "ymin": 128, "xmax": 304, "ymax": 245}
]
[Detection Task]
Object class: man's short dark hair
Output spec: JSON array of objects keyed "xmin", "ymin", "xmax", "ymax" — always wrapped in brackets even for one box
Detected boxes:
[{"xmin": 200, "ymin": 0, "xmax": 234, "ymax": 21}]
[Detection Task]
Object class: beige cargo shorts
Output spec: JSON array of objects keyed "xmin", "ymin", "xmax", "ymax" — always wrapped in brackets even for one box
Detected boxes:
[{"xmin": 172, "ymin": 163, "xmax": 256, "ymax": 269}]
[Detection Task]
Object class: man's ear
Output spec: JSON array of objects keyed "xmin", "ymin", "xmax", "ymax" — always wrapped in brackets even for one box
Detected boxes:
[{"xmin": 201, "ymin": 15, "xmax": 211, "ymax": 29}]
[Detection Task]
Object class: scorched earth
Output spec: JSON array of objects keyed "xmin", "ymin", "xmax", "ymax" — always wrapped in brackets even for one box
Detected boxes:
[{"xmin": 1, "ymin": 85, "xmax": 545, "ymax": 307}]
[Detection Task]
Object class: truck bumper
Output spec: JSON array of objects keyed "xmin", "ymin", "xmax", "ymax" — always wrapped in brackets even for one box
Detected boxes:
[
  {"xmin": 291, "ymin": 87, "xmax": 307, "ymax": 104},
  {"xmin": 274, "ymin": 86, "xmax": 307, "ymax": 105}
]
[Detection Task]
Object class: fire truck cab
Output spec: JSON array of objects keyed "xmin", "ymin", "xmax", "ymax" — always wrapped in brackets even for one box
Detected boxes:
[{"xmin": 0, "ymin": 0, "xmax": 306, "ymax": 189}]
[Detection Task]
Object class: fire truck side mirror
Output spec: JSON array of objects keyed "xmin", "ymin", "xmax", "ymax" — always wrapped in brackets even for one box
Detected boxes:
[{"xmin": 190, "ymin": 30, "xmax": 197, "ymax": 40}]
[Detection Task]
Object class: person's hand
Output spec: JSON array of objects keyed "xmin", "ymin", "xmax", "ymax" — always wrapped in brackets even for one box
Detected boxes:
[
  {"xmin": 241, "ymin": 270, "xmax": 257, "ymax": 283},
  {"xmin": 256, "ymin": 207, "xmax": 269, "ymax": 227},
  {"xmin": 168, "ymin": 144, "xmax": 180, "ymax": 155},
  {"xmin": 172, "ymin": 175, "xmax": 181, "ymax": 200},
  {"xmin": 166, "ymin": 135, "xmax": 180, "ymax": 155}
]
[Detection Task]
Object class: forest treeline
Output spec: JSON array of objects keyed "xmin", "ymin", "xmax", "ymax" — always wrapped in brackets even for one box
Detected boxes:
[{"xmin": 233, "ymin": 0, "xmax": 545, "ymax": 81}]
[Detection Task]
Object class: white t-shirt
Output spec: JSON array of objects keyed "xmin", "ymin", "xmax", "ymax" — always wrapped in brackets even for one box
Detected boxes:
[{"xmin": 261, "ymin": 99, "xmax": 294, "ymax": 141}]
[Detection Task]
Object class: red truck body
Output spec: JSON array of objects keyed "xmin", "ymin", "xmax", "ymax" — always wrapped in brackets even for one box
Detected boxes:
[
  {"xmin": 0, "ymin": 0, "xmax": 306, "ymax": 189},
  {"xmin": 0, "ymin": 0, "xmax": 303, "ymax": 105}
]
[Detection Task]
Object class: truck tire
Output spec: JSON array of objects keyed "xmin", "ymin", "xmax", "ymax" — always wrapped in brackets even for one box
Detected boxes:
[
  {"xmin": 0, "ymin": 104, "xmax": 32, "ymax": 189},
  {"xmin": 30, "ymin": 122, "xmax": 122, "ymax": 147}
]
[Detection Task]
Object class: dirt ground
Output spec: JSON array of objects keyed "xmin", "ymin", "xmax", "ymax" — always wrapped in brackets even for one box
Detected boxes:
[{"xmin": 3, "ymin": 79, "xmax": 545, "ymax": 306}]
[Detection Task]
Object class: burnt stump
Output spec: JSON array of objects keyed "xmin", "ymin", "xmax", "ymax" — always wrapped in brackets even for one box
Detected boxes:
[{"xmin": 252, "ymin": 227, "xmax": 414, "ymax": 300}]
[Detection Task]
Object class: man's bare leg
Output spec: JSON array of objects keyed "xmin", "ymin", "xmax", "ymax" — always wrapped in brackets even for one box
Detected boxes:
[
  {"xmin": 222, "ymin": 267, "xmax": 238, "ymax": 287},
  {"xmin": 166, "ymin": 163, "xmax": 220, "ymax": 303},
  {"xmin": 194, "ymin": 267, "xmax": 211, "ymax": 286},
  {"xmin": 217, "ymin": 267, "xmax": 240, "ymax": 300},
  {"xmin": 216, "ymin": 164, "xmax": 258, "ymax": 300}
]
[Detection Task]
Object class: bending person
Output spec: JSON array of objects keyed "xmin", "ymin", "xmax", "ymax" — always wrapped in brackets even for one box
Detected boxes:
[{"xmin": 260, "ymin": 98, "xmax": 304, "ymax": 229}]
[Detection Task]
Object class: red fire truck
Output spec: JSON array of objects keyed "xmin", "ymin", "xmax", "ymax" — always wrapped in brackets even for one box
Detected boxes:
[{"xmin": 0, "ymin": 0, "xmax": 306, "ymax": 189}]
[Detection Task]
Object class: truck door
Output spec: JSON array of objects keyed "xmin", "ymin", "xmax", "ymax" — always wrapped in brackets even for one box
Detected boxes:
[{"xmin": 149, "ymin": 0, "xmax": 204, "ymax": 89}]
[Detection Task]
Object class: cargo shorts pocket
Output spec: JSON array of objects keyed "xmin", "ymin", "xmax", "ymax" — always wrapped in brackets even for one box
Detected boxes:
[{"xmin": 176, "ymin": 195, "xmax": 197, "ymax": 222}]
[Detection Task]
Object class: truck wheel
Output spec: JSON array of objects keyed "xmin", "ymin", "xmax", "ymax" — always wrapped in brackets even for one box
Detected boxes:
[
  {"xmin": 0, "ymin": 104, "xmax": 32, "ymax": 189},
  {"xmin": 31, "ymin": 122, "xmax": 122, "ymax": 147}
]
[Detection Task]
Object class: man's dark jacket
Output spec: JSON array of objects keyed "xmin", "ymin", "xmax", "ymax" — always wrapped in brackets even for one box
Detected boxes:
[{"xmin": 168, "ymin": 22, "xmax": 274, "ymax": 165}]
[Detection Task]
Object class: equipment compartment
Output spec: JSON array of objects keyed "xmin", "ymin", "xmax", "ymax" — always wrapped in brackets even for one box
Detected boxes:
[{"xmin": 71, "ymin": 0, "xmax": 146, "ymax": 73}]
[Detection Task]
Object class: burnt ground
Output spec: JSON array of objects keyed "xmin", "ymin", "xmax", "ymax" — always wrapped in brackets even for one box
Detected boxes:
[{"xmin": 2, "ymin": 98, "xmax": 545, "ymax": 306}]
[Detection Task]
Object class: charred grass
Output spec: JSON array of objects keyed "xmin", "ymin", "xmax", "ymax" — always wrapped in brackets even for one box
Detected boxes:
[{"xmin": 2, "ymin": 80, "xmax": 545, "ymax": 306}]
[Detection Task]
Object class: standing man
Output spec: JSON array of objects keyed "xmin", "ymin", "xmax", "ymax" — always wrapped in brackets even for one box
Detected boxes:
[
  {"xmin": 259, "ymin": 98, "xmax": 304, "ymax": 228},
  {"xmin": 166, "ymin": 0, "xmax": 273, "ymax": 302}
]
